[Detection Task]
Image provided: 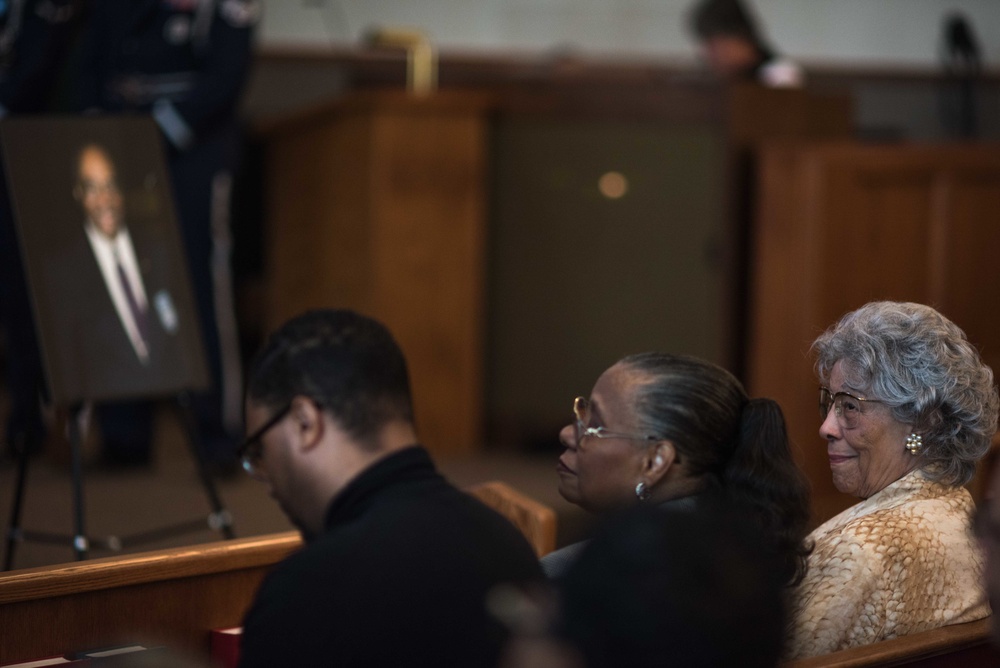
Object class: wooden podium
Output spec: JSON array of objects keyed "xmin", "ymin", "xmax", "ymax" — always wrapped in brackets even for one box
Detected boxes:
[{"xmin": 261, "ymin": 91, "xmax": 492, "ymax": 456}]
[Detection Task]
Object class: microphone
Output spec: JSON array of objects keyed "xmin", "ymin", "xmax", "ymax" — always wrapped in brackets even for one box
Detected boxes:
[{"xmin": 942, "ymin": 13, "xmax": 980, "ymax": 74}]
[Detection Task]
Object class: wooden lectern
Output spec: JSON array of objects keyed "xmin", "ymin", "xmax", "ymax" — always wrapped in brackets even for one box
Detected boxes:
[{"xmin": 261, "ymin": 90, "xmax": 492, "ymax": 456}]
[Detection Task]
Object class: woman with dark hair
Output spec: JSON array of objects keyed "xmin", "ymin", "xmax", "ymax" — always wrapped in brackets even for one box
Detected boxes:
[
  {"xmin": 543, "ymin": 352, "xmax": 811, "ymax": 587},
  {"xmin": 688, "ymin": 0, "xmax": 803, "ymax": 87},
  {"xmin": 788, "ymin": 301, "xmax": 998, "ymax": 658}
]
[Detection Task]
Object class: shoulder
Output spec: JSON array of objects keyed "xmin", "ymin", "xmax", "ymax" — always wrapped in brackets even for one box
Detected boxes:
[
  {"xmin": 809, "ymin": 483, "xmax": 976, "ymax": 572},
  {"xmin": 370, "ymin": 479, "xmax": 538, "ymax": 555},
  {"xmin": 540, "ymin": 541, "xmax": 587, "ymax": 579}
]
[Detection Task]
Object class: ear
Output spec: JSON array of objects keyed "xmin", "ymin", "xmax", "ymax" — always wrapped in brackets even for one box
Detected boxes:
[
  {"xmin": 290, "ymin": 395, "xmax": 325, "ymax": 452},
  {"xmin": 643, "ymin": 441, "xmax": 677, "ymax": 486}
]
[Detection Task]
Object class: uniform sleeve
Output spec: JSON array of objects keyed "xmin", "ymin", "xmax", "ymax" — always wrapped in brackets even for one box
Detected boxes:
[
  {"xmin": 152, "ymin": 0, "xmax": 258, "ymax": 150},
  {"xmin": 0, "ymin": 0, "xmax": 79, "ymax": 115},
  {"xmin": 787, "ymin": 528, "xmax": 884, "ymax": 659},
  {"xmin": 73, "ymin": 0, "xmax": 110, "ymax": 113}
]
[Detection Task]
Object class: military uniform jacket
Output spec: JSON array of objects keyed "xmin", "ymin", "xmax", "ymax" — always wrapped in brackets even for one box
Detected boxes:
[{"xmin": 76, "ymin": 0, "xmax": 257, "ymax": 150}]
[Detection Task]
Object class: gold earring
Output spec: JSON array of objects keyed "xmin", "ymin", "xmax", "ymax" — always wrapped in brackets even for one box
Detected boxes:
[{"xmin": 905, "ymin": 433, "xmax": 923, "ymax": 455}]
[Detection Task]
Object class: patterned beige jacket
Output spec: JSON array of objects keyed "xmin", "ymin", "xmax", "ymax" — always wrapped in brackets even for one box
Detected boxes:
[{"xmin": 788, "ymin": 470, "xmax": 988, "ymax": 659}]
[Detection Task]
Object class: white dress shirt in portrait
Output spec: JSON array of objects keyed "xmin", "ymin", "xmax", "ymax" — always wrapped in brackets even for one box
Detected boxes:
[{"xmin": 84, "ymin": 221, "xmax": 151, "ymax": 363}]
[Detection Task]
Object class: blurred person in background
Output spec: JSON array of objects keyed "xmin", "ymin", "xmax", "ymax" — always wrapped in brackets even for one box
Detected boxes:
[
  {"xmin": 688, "ymin": 0, "xmax": 803, "ymax": 88},
  {"xmin": 0, "ymin": 0, "xmax": 81, "ymax": 460}
]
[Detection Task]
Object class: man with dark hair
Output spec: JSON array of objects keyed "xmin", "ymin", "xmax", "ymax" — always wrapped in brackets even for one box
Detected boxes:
[
  {"xmin": 688, "ymin": 0, "xmax": 803, "ymax": 88},
  {"xmin": 237, "ymin": 309, "xmax": 543, "ymax": 667}
]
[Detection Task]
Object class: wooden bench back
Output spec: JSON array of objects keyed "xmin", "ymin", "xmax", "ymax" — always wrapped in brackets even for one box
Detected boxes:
[
  {"xmin": 467, "ymin": 480, "xmax": 558, "ymax": 557},
  {"xmin": 784, "ymin": 617, "xmax": 998, "ymax": 668},
  {"xmin": 0, "ymin": 532, "xmax": 302, "ymax": 665},
  {"xmin": 0, "ymin": 480, "xmax": 557, "ymax": 664}
]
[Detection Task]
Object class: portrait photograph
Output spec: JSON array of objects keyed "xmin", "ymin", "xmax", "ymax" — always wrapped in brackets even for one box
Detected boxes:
[{"xmin": 1, "ymin": 117, "xmax": 210, "ymax": 405}]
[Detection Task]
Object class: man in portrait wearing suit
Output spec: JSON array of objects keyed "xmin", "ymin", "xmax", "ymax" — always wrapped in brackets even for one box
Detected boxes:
[{"xmin": 43, "ymin": 143, "xmax": 206, "ymax": 451}]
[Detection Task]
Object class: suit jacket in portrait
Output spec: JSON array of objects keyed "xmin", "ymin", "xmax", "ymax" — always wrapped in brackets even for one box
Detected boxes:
[{"xmin": 39, "ymin": 219, "xmax": 209, "ymax": 404}]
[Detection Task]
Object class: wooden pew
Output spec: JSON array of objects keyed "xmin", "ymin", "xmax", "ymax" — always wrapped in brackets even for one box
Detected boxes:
[
  {"xmin": 467, "ymin": 480, "xmax": 557, "ymax": 557},
  {"xmin": 0, "ymin": 532, "xmax": 302, "ymax": 665},
  {"xmin": 0, "ymin": 481, "xmax": 557, "ymax": 664},
  {"xmin": 784, "ymin": 617, "xmax": 998, "ymax": 668}
]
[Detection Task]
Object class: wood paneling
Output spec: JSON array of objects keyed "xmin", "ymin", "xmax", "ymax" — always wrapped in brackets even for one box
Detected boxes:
[
  {"xmin": 0, "ymin": 532, "xmax": 302, "ymax": 665},
  {"xmin": 264, "ymin": 91, "xmax": 489, "ymax": 455},
  {"xmin": 747, "ymin": 142, "xmax": 1000, "ymax": 522},
  {"xmin": 468, "ymin": 480, "xmax": 557, "ymax": 557}
]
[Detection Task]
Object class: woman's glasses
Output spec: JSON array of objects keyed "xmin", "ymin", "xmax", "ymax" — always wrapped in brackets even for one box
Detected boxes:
[
  {"xmin": 573, "ymin": 396, "xmax": 659, "ymax": 443},
  {"xmin": 818, "ymin": 387, "xmax": 882, "ymax": 429}
]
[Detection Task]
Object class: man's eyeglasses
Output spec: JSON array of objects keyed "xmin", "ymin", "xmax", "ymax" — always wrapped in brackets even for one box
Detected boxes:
[
  {"xmin": 239, "ymin": 403, "xmax": 292, "ymax": 477},
  {"xmin": 818, "ymin": 386, "xmax": 882, "ymax": 429},
  {"xmin": 573, "ymin": 396, "xmax": 659, "ymax": 443}
]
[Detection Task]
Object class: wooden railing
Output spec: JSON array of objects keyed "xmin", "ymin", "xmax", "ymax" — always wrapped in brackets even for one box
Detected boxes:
[
  {"xmin": 0, "ymin": 532, "xmax": 302, "ymax": 665},
  {"xmin": 784, "ymin": 617, "xmax": 997, "ymax": 668},
  {"xmin": 0, "ymin": 481, "xmax": 558, "ymax": 665}
]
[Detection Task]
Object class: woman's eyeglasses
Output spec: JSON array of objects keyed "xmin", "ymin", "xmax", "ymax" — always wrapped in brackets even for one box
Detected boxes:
[
  {"xmin": 818, "ymin": 387, "xmax": 882, "ymax": 429},
  {"xmin": 573, "ymin": 396, "xmax": 658, "ymax": 443}
]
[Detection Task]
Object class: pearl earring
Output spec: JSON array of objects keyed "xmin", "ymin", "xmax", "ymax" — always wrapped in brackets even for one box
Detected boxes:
[{"xmin": 905, "ymin": 433, "xmax": 923, "ymax": 455}]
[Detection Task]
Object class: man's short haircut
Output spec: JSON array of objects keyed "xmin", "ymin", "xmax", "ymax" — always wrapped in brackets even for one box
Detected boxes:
[{"xmin": 246, "ymin": 309, "xmax": 414, "ymax": 445}]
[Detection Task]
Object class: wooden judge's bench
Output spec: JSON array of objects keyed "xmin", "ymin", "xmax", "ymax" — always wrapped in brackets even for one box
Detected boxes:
[
  {"xmin": 253, "ymin": 81, "xmax": 852, "ymax": 461},
  {"xmin": 259, "ymin": 90, "xmax": 490, "ymax": 458},
  {"xmin": 253, "ymin": 73, "xmax": 1000, "ymax": 527}
]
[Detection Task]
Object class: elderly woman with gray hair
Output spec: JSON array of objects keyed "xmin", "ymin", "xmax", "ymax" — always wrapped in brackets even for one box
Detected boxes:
[{"xmin": 789, "ymin": 301, "xmax": 999, "ymax": 659}]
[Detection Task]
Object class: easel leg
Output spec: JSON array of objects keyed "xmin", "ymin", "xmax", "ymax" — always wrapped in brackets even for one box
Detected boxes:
[
  {"xmin": 3, "ymin": 433, "xmax": 31, "ymax": 571},
  {"xmin": 68, "ymin": 404, "xmax": 89, "ymax": 560},
  {"xmin": 175, "ymin": 393, "xmax": 234, "ymax": 539}
]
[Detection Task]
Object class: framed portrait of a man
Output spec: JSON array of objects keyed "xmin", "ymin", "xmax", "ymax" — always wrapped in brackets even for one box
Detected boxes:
[{"xmin": 1, "ymin": 117, "xmax": 210, "ymax": 405}]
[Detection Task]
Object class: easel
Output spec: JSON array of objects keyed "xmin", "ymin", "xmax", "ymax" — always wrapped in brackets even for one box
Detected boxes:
[{"xmin": 2, "ymin": 391, "xmax": 235, "ymax": 570}]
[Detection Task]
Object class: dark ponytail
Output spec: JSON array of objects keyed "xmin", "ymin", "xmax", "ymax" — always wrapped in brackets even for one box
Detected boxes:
[
  {"xmin": 621, "ymin": 352, "xmax": 811, "ymax": 587},
  {"xmin": 723, "ymin": 398, "xmax": 812, "ymax": 586}
]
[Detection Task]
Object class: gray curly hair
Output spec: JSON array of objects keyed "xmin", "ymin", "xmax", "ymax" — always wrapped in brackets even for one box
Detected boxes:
[{"xmin": 812, "ymin": 301, "xmax": 998, "ymax": 487}]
